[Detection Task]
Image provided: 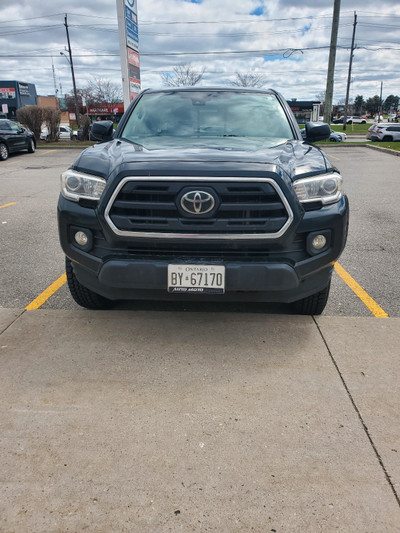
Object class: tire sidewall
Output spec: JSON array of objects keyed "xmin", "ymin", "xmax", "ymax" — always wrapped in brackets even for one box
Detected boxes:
[
  {"xmin": 28, "ymin": 138, "xmax": 35, "ymax": 153},
  {"xmin": 0, "ymin": 142, "xmax": 9, "ymax": 161}
]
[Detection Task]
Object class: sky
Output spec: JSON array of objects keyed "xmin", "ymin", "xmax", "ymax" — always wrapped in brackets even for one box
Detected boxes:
[{"xmin": 0, "ymin": 0, "xmax": 399, "ymax": 104}]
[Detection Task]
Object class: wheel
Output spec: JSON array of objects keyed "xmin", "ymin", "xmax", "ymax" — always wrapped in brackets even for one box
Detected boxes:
[
  {"xmin": 361, "ymin": 120, "xmax": 366, "ymax": 124},
  {"xmin": 292, "ymin": 281, "xmax": 331, "ymax": 315},
  {"xmin": 330, "ymin": 137, "xmax": 338, "ymax": 142},
  {"xmin": 27, "ymin": 138, "xmax": 35, "ymax": 153},
  {"xmin": 382, "ymin": 136, "xmax": 393, "ymax": 142},
  {"xmin": 0, "ymin": 142, "xmax": 9, "ymax": 161},
  {"xmin": 65, "ymin": 257, "xmax": 113, "ymax": 309}
]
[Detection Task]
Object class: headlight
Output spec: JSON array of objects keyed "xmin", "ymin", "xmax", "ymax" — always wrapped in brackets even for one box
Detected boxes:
[
  {"xmin": 61, "ymin": 169, "xmax": 106, "ymax": 202},
  {"xmin": 293, "ymin": 172, "xmax": 343, "ymax": 205}
]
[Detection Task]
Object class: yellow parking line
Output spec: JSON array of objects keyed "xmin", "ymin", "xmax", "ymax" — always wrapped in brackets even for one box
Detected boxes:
[
  {"xmin": 40, "ymin": 149, "xmax": 57, "ymax": 155},
  {"xmin": 334, "ymin": 262, "xmax": 388, "ymax": 318},
  {"xmin": 0, "ymin": 202, "xmax": 16, "ymax": 209},
  {"xmin": 328, "ymin": 153, "xmax": 340, "ymax": 160},
  {"xmin": 25, "ymin": 273, "xmax": 67, "ymax": 310}
]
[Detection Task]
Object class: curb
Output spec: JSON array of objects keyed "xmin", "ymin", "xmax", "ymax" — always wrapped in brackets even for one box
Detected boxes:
[
  {"xmin": 323, "ymin": 144, "xmax": 400, "ymax": 157},
  {"xmin": 364, "ymin": 144, "xmax": 400, "ymax": 157}
]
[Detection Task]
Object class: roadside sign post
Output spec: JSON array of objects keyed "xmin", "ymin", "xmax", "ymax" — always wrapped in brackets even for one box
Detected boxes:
[{"xmin": 116, "ymin": 0, "xmax": 141, "ymax": 110}]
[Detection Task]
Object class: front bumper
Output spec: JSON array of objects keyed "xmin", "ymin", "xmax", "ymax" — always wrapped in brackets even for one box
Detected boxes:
[{"xmin": 58, "ymin": 195, "xmax": 349, "ymax": 303}]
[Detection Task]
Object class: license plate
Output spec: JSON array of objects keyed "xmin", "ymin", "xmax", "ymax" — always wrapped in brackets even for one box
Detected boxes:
[{"xmin": 168, "ymin": 264, "xmax": 225, "ymax": 294}]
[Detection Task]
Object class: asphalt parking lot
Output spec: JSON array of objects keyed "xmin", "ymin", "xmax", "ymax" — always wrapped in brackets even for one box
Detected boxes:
[{"xmin": 1, "ymin": 145, "xmax": 400, "ymax": 531}]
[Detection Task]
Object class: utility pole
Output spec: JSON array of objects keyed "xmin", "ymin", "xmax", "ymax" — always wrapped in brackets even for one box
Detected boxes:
[
  {"xmin": 323, "ymin": 0, "xmax": 341, "ymax": 125},
  {"xmin": 64, "ymin": 14, "xmax": 80, "ymax": 127},
  {"xmin": 51, "ymin": 57, "xmax": 59, "ymax": 96},
  {"xmin": 379, "ymin": 81, "xmax": 383, "ymax": 117},
  {"xmin": 343, "ymin": 11, "xmax": 357, "ymax": 131}
]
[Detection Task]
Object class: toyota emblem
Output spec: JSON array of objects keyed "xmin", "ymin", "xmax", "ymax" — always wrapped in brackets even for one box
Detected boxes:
[{"xmin": 180, "ymin": 190, "xmax": 216, "ymax": 215}]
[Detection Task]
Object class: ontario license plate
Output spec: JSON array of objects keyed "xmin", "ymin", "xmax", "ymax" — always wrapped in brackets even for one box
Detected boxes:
[{"xmin": 168, "ymin": 264, "xmax": 225, "ymax": 294}]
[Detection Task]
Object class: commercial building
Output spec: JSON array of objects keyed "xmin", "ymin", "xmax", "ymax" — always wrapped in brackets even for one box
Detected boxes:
[
  {"xmin": 0, "ymin": 81, "xmax": 38, "ymax": 119},
  {"xmin": 288, "ymin": 100, "xmax": 322, "ymax": 123}
]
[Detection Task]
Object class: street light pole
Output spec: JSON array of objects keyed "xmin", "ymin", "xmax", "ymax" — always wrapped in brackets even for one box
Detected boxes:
[{"xmin": 64, "ymin": 14, "xmax": 80, "ymax": 127}]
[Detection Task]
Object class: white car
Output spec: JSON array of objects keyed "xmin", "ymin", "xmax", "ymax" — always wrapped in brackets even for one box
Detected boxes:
[
  {"xmin": 388, "ymin": 114, "xmax": 398, "ymax": 122},
  {"xmin": 40, "ymin": 125, "xmax": 76, "ymax": 141},
  {"xmin": 331, "ymin": 129, "xmax": 347, "ymax": 141},
  {"xmin": 348, "ymin": 116, "xmax": 367, "ymax": 124}
]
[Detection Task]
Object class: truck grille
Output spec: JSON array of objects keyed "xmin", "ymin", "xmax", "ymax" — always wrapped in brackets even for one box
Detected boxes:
[{"xmin": 105, "ymin": 177, "xmax": 293, "ymax": 240}]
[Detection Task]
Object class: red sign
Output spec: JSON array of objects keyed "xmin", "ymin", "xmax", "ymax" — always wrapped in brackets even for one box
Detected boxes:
[
  {"xmin": 0, "ymin": 87, "xmax": 16, "ymax": 99},
  {"xmin": 128, "ymin": 49, "xmax": 140, "ymax": 68},
  {"xmin": 87, "ymin": 104, "xmax": 124, "ymax": 115}
]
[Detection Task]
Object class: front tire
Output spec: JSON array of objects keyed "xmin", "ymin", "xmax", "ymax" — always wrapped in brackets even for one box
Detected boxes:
[
  {"xmin": 27, "ymin": 138, "xmax": 35, "ymax": 153},
  {"xmin": 65, "ymin": 257, "xmax": 113, "ymax": 309},
  {"xmin": 292, "ymin": 281, "xmax": 331, "ymax": 315},
  {"xmin": 0, "ymin": 142, "xmax": 9, "ymax": 161}
]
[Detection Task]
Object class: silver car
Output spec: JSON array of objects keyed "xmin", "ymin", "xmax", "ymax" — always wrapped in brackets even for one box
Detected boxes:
[{"xmin": 370, "ymin": 124, "xmax": 400, "ymax": 142}]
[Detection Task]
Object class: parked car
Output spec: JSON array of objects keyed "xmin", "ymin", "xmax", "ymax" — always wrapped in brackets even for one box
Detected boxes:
[
  {"xmin": 0, "ymin": 119, "xmax": 36, "ymax": 161},
  {"xmin": 58, "ymin": 88, "xmax": 348, "ymax": 315},
  {"xmin": 348, "ymin": 116, "xmax": 367, "ymax": 124},
  {"xmin": 366, "ymin": 124, "xmax": 378, "ymax": 140},
  {"xmin": 374, "ymin": 115, "xmax": 384, "ymax": 122},
  {"xmin": 331, "ymin": 129, "xmax": 346, "ymax": 141},
  {"xmin": 388, "ymin": 114, "xmax": 398, "ymax": 122},
  {"xmin": 370, "ymin": 124, "xmax": 400, "ymax": 142},
  {"xmin": 40, "ymin": 125, "xmax": 76, "ymax": 141},
  {"xmin": 332, "ymin": 116, "xmax": 352, "ymax": 124},
  {"xmin": 332, "ymin": 116, "xmax": 366, "ymax": 125}
]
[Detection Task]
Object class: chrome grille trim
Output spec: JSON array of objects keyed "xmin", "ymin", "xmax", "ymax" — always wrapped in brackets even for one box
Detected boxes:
[{"xmin": 104, "ymin": 176, "xmax": 294, "ymax": 240}]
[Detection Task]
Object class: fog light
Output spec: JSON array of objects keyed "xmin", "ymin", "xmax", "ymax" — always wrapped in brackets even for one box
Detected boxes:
[
  {"xmin": 312, "ymin": 234, "xmax": 327, "ymax": 250},
  {"xmin": 74, "ymin": 231, "xmax": 88, "ymax": 246}
]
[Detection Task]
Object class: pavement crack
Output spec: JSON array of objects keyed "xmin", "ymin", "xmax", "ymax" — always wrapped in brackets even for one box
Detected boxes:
[
  {"xmin": 313, "ymin": 316, "xmax": 400, "ymax": 508},
  {"xmin": 0, "ymin": 309, "xmax": 26, "ymax": 336}
]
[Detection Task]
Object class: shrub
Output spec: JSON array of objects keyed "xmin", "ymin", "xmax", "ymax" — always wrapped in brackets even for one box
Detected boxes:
[
  {"xmin": 16, "ymin": 106, "xmax": 44, "ymax": 140},
  {"xmin": 43, "ymin": 108, "xmax": 61, "ymax": 142}
]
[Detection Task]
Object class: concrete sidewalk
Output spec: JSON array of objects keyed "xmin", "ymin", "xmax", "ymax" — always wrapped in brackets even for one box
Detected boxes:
[{"xmin": 1, "ymin": 309, "xmax": 399, "ymax": 532}]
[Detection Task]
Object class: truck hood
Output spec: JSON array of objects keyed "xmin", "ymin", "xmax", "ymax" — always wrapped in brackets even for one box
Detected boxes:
[{"xmin": 72, "ymin": 138, "xmax": 331, "ymax": 183}]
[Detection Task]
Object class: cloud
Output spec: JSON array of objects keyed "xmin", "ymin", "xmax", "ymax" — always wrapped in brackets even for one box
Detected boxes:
[{"xmin": 0, "ymin": 0, "xmax": 399, "ymax": 104}]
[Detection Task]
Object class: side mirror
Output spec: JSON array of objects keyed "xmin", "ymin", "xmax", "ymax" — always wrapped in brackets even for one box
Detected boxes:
[
  {"xmin": 304, "ymin": 122, "xmax": 331, "ymax": 142},
  {"xmin": 90, "ymin": 120, "xmax": 114, "ymax": 142}
]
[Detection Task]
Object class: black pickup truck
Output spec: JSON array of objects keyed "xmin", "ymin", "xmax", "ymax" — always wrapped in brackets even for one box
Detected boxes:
[{"xmin": 58, "ymin": 88, "xmax": 349, "ymax": 314}]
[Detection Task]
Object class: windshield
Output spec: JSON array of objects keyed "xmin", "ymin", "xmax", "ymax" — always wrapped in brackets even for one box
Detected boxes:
[{"xmin": 121, "ymin": 90, "xmax": 294, "ymax": 150}]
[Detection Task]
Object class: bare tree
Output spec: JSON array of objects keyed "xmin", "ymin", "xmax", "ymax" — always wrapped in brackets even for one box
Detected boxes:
[
  {"xmin": 231, "ymin": 72, "xmax": 266, "ymax": 88},
  {"xmin": 65, "ymin": 79, "xmax": 123, "ymax": 111},
  {"xmin": 161, "ymin": 64, "xmax": 205, "ymax": 87},
  {"xmin": 84, "ymin": 78, "xmax": 123, "ymax": 105}
]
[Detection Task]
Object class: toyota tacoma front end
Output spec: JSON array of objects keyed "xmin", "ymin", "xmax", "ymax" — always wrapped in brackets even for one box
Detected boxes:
[{"xmin": 58, "ymin": 88, "xmax": 348, "ymax": 314}]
